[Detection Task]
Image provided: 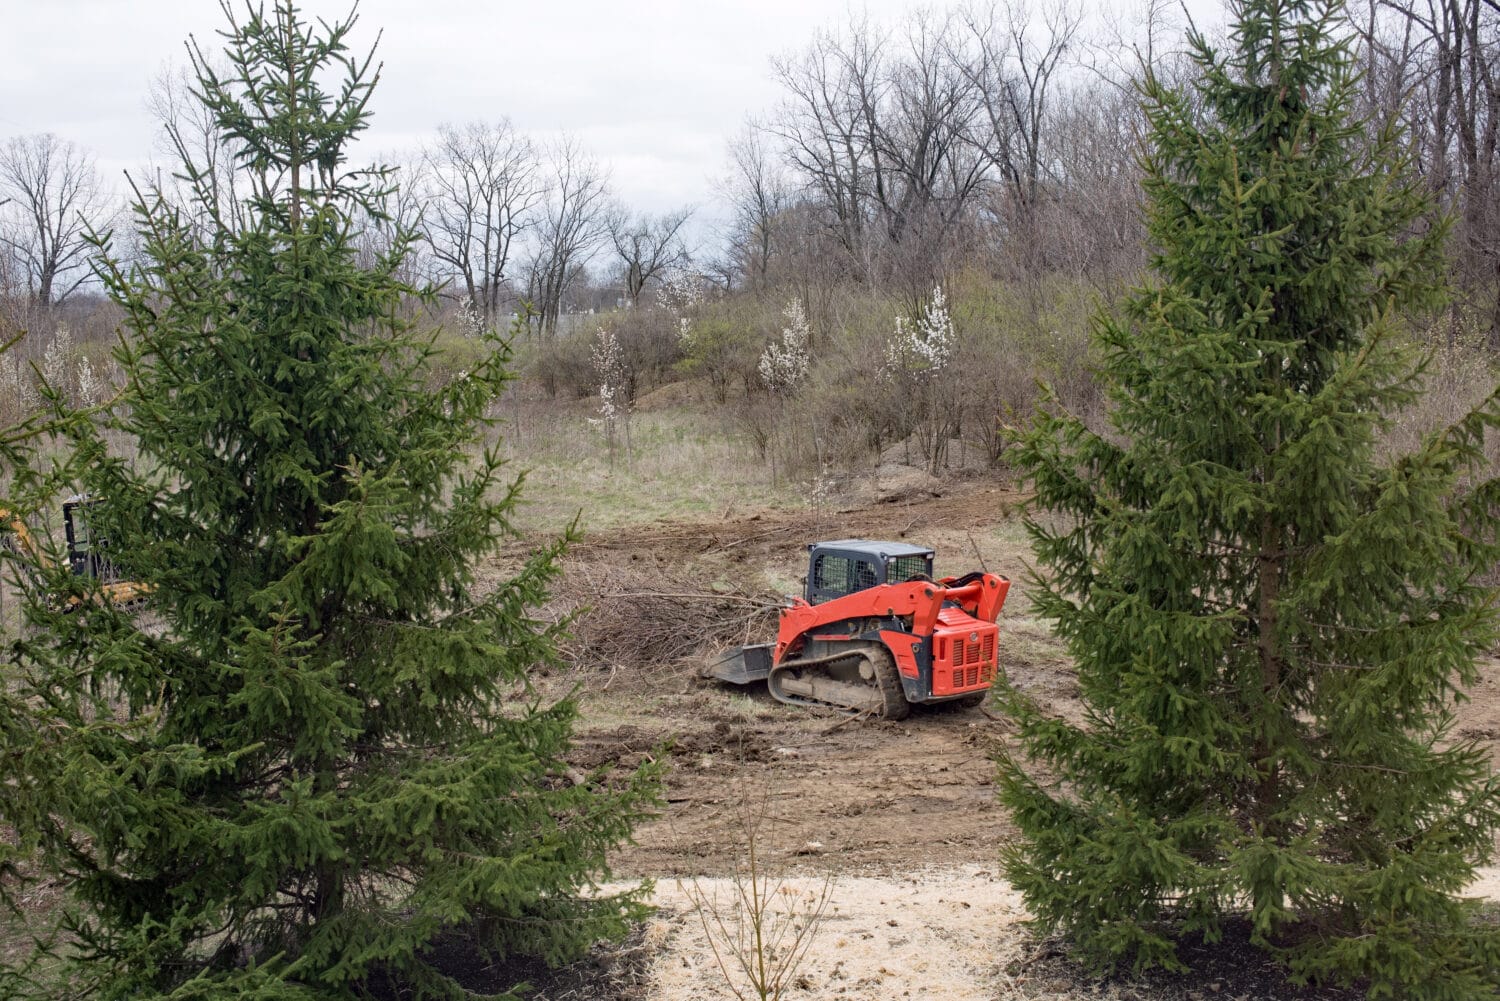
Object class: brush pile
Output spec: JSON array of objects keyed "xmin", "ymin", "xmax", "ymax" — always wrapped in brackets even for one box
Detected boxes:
[{"xmin": 546, "ymin": 556, "xmax": 783, "ymax": 685}]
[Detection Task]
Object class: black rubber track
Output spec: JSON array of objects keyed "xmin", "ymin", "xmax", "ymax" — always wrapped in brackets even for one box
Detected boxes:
[{"xmin": 866, "ymin": 643, "xmax": 911, "ymax": 721}]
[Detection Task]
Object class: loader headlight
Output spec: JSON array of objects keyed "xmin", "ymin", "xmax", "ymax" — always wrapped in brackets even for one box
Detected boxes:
[{"xmin": 969, "ymin": 631, "xmax": 979, "ymax": 644}]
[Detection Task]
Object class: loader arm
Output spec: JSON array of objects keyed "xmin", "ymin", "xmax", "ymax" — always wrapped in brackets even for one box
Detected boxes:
[
  {"xmin": 772, "ymin": 574, "xmax": 1009, "ymax": 665},
  {"xmin": 0, "ymin": 507, "xmax": 53, "ymax": 569},
  {"xmin": 1, "ymin": 504, "xmax": 152, "ymax": 611}
]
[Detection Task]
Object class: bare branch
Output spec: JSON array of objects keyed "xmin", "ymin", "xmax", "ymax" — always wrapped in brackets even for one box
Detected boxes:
[
  {"xmin": 420, "ymin": 118, "xmax": 541, "ymax": 322},
  {"xmin": 0, "ymin": 134, "xmax": 110, "ymax": 309}
]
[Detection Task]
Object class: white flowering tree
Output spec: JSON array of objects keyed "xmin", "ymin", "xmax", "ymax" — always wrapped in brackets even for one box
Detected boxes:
[
  {"xmin": 0, "ymin": 356, "xmax": 39, "ymax": 426},
  {"xmin": 75, "ymin": 355, "xmax": 100, "ymax": 408},
  {"xmin": 758, "ymin": 298, "xmax": 811, "ymax": 397},
  {"xmin": 457, "ymin": 294, "xmax": 487, "ymax": 338},
  {"xmin": 749, "ymin": 298, "xmax": 815, "ymax": 484},
  {"xmin": 658, "ymin": 265, "xmax": 704, "ymax": 320},
  {"xmin": 0, "ymin": 327, "xmax": 69, "ymax": 426},
  {"xmin": 591, "ymin": 325, "xmax": 632, "ymax": 468},
  {"xmin": 881, "ymin": 286, "xmax": 959, "ymax": 473},
  {"xmin": 882, "ymin": 285, "xmax": 954, "ymax": 377},
  {"xmin": 662, "ymin": 266, "xmax": 706, "ymax": 361}
]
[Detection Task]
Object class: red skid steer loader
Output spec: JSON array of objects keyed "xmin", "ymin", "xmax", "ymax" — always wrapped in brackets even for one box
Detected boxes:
[{"xmin": 703, "ymin": 539, "xmax": 1010, "ymax": 719}]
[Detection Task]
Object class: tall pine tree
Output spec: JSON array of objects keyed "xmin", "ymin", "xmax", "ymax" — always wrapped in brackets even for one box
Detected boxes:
[
  {"xmin": 999, "ymin": 1, "xmax": 1500, "ymax": 997},
  {"xmin": 0, "ymin": 334, "xmax": 43, "ymax": 938},
  {"xmin": 0, "ymin": 3, "xmax": 657, "ymax": 998}
]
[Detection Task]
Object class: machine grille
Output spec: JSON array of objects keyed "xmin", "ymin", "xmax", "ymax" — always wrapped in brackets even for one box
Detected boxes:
[
  {"xmin": 934, "ymin": 611, "xmax": 999, "ymax": 693},
  {"xmin": 952, "ymin": 635, "xmax": 991, "ymax": 669}
]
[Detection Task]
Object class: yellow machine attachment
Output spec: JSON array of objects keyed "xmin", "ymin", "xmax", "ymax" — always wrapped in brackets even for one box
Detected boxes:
[{"xmin": 0, "ymin": 500, "xmax": 151, "ymax": 609}]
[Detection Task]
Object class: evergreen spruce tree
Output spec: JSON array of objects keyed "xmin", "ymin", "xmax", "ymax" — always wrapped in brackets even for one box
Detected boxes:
[
  {"xmin": 0, "ymin": 336, "xmax": 42, "ymax": 924},
  {"xmin": 0, "ymin": 3, "xmax": 657, "ymax": 998},
  {"xmin": 999, "ymin": 1, "xmax": 1500, "ymax": 996}
]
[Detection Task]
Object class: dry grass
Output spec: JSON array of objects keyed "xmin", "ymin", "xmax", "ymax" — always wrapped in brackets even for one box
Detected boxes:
[
  {"xmin": 1383, "ymin": 340, "xmax": 1500, "ymax": 462},
  {"xmin": 0, "ymin": 850, "xmax": 66, "ymax": 985},
  {"xmin": 492, "ymin": 398, "xmax": 803, "ymax": 537}
]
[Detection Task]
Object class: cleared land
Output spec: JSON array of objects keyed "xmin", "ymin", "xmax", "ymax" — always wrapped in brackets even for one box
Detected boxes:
[
  {"xmin": 519, "ymin": 476, "xmax": 1500, "ymax": 1000},
  {"xmin": 7, "ymin": 447, "xmax": 1500, "ymax": 999}
]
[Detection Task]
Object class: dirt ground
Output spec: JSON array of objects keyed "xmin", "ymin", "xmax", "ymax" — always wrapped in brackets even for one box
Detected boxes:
[
  {"xmin": 521, "ymin": 478, "xmax": 1500, "ymax": 1000},
  {"xmin": 541, "ymin": 480, "xmax": 1500, "ymax": 878},
  {"xmin": 533, "ymin": 483, "xmax": 1036, "ymax": 879}
]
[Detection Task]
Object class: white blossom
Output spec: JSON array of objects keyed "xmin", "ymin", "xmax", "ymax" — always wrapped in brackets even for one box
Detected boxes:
[
  {"xmin": 42, "ymin": 324, "xmax": 73, "ymax": 397},
  {"xmin": 658, "ymin": 269, "xmax": 705, "ymax": 347},
  {"xmin": 588, "ymin": 326, "xmax": 631, "ymax": 446},
  {"xmin": 657, "ymin": 267, "xmax": 704, "ymax": 314},
  {"xmin": 758, "ymin": 299, "xmax": 811, "ymax": 395},
  {"xmin": 1, "ymin": 355, "xmax": 37, "ymax": 416},
  {"xmin": 458, "ymin": 295, "xmax": 486, "ymax": 337},
  {"xmin": 77, "ymin": 355, "xmax": 100, "ymax": 407},
  {"xmin": 882, "ymin": 286, "xmax": 954, "ymax": 379}
]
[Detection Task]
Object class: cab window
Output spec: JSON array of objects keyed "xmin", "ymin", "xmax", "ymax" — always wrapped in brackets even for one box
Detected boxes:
[
  {"xmin": 887, "ymin": 554, "xmax": 929, "ymax": 583},
  {"xmin": 813, "ymin": 554, "xmax": 878, "ymax": 597}
]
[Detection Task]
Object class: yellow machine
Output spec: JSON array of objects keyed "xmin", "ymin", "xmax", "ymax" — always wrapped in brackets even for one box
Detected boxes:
[{"xmin": 1, "ymin": 497, "xmax": 151, "ymax": 608}]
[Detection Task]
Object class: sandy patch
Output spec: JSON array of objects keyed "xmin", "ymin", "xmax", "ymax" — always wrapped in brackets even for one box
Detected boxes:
[
  {"xmin": 627, "ymin": 865, "xmax": 1027, "ymax": 1000},
  {"xmin": 617, "ymin": 864, "xmax": 1500, "ymax": 1001},
  {"xmin": 1463, "ymin": 866, "xmax": 1500, "ymax": 899}
]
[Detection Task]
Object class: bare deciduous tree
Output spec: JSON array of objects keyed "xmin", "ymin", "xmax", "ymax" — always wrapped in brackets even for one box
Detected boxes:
[
  {"xmin": 422, "ymin": 119, "xmax": 541, "ymax": 322},
  {"xmin": 607, "ymin": 203, "xmax": 693, "ymax": 303},
  {"xmin": 355, "ymin": 150, "xmax": 429, "ymax": 286},
  {"xmin": 0, "ymin": 200, "xmax": 25, "ymax": 341},
  {"xmin": 768, "ymin": 17, "xmax": 885, "ymax": 269},
  {"xmin": 147, "ymin": 59, "xmax": 250, "ymax": 238},
  {"xmin": 1037, "ymin": 81, "xmax": 1147, "ymax": 292},
  {"xmin": 1356, "ymin": 0, "xmax": 1500, "ymax": 342},
  {"xmin": 523, "ymin": 136, "xmax": 610, "ymax": 336},
  {"xmin": 762, "ymin": 6, "xmax": 1059, "ymax": 292},
  {"xmin": 721, "ymin": 124, "xmax": 790, "ymax": 287},
  {"xmin": 0, "ymin": 133, "xmax": 109, "ymax": 308},
  {"xmin": 960, "ymin": 0, "xmax": 1083, "ymax": 270},
  {"xmin": 874, "ymin": 8, "xmax": 990, "ymax": 294}
]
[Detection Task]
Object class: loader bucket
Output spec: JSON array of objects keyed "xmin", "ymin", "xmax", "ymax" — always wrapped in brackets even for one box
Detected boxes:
[{"xmin": 702, "ymin": 643, "xmax": 773, "ymax": 685}]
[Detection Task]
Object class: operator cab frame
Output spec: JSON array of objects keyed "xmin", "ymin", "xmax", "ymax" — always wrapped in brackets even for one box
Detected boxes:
[
  {"xmin": 62, "ymin": 494, "xmax": 119, "ymax": 581},
  {"xmin": 805, "ymin": 539, "xmax": 935, "ymax": 604}
]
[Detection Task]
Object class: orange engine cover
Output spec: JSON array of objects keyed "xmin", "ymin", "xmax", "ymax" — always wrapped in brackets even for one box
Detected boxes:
[{"xmin": 928, "ymin": 607, "xmax": 1000, "ymax": 695}]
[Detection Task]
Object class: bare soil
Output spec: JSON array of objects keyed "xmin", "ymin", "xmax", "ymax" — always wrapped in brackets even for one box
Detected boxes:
[
  {"xmin": 520, "ymin": 478, "xmax": 1500, "ymax": 1000},
  {"xmin": 531, "ymin": 482, "xmax": 1035, "ymax": 879}
]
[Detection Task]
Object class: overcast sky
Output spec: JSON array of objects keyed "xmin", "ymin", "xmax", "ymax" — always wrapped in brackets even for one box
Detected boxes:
[{"xmin": 1, "ymin": 0, "xmax": 1229, "ymax": 244}]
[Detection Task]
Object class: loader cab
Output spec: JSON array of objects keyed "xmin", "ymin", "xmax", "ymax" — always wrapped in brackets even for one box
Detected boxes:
[
  {"xmin": 62, "ymin": 495, "xmax": 119, "ymax": 581},
  {"xmin": 805, "ymin": 539, "xmax": 934, "ymax": 604}
]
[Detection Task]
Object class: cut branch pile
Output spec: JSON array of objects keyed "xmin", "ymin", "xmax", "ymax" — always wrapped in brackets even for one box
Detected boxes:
[{"xmin": 547, "ymin": 557, "xmax": 783, "ymax": 684}]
